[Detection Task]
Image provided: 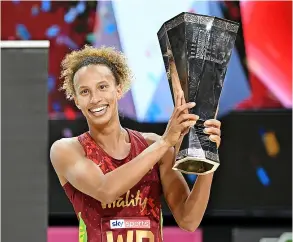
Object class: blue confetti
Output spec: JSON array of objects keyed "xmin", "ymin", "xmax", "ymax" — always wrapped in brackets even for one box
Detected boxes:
[
  {"xmin": 105, "ymin": 23, "xmax": 116, "ymax": 34},
  {"xmin": 63, "ymin": 36, "xmax": 78, "ymax": 49},
  {"xmin": 31, "ymin": 6, "xmax": 39, "ymax": 16},
  {"xmin": 16, "ymin": 24, "xmax": 31, "ymax": 40},
  {"xmin": 12, "ymin": 0, "xmax": 20, "ymax": 4},
  {"xmin": 256, "ymin": 167, "xmax": 270, "ymax": 186},
  {"xmin": 56, "ymin": 36, "xmax": 78, "ymax": 49},
  {"xmin": 258, "ymin": 127, "xmax": 266, "ymax": 136},
  {"xmin": 53, "ymin": 102, "xmax": 61, "ymax": 112},
  {"xmin": 46, "ymin": 25, "xmax": 60, "ymax": 38},
  {"xmin": 76, "ymin": 1, "xmax": 86, "ymax": 14},
  {"xmin": 48, "ymin": 75, "xmax": 55, "ymax": 92},
  {"xmin": 64, "ymin": 8, "xmax": 78, "ymax": 23},
  {"xmin": 41, "ymin": 0, "xmax": 51, "ymax": 12}
]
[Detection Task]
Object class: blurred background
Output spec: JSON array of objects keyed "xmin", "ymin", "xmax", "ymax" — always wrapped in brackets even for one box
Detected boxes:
[{"xmin": 1, "ymin": 0, "xmax": 292, "ymax": 241}]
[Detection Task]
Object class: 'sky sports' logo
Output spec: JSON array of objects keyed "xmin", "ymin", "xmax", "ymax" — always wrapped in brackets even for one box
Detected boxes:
[{"xmin": 110, "ymin": 219, "xmax": 150, "ymax": 229}]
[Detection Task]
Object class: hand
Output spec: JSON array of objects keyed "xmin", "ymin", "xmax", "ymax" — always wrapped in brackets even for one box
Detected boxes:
[
  {"xmin": 162, "ymin": 91, "xmax": 199, "ymax": 147},
  {"xmin": 204, "ymin": 119, "xmax": 222, "ymax": 148}
]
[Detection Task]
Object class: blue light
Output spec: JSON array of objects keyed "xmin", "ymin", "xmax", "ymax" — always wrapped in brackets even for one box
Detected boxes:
[{"xmin": 256, "ymin": 167, "xmax": 270, "ymax": 186}]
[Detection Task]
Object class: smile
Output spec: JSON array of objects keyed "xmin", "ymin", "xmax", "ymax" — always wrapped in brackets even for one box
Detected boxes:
[{"xmin": 89, "ymin": 105, "xmax": 108, "ymax": 116}]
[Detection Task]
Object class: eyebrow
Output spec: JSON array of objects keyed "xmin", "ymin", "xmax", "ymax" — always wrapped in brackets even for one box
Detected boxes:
[{"xmin": 77, "ymin": 80, "xmax": 109, "ymax": 89}]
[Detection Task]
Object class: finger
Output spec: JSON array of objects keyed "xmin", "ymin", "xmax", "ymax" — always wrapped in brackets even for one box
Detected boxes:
[
  {"xmin": 175, "ymin": 91, "xmax": 182, "ymax": 108},
  {"xmin": 181, "ymin": 94, "xmax": 186, "ymax": 105},
  {"xmin": 181, "ymin": 94, "xmax": 188, "ymax": 114},
  {"xmin": 178, "ymin": 113, "xmax": 199, "ymax": 124},
  {"xmin": 209, "ymin": 135, "xmax": 221, "ymax": 148},
  {"xmin": 180, "ymin": 120, "xmax": 197, "ymax": 130},
  {"xmin": 174, "ymin": 102, "xmax": 196, "ymax": 117},
  {"xmin": 204, "ymin": 127, "xmax": 221, "ymax": 137},
  {"xmin": 175, "ymin": 90, "xmax": 184, "ymax": 107},
  {"xmin": 170, "ymin": 60, "xmax": 180, "ymax": 82},
  {"xmin": 182, "ymin": 127, "xmax": 190, "ymax": 136},
  {"xmin": 204, "ymin": 119, "xmax": 221, "ymax": 128}
]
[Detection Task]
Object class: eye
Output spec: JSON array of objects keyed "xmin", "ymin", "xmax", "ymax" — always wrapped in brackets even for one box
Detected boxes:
[
  {"xmin": 100, "ymin": 84, "xmax": 108, "ymax": 90},
  {"xmin": 80, "ymin": 89, "xmax": 89, "ymax": 95}
]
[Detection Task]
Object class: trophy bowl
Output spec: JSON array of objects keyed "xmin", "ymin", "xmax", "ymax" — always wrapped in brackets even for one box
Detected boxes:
[{"xmin": 157, "ymin": 12, "xmax": 239, "ymax": 175}]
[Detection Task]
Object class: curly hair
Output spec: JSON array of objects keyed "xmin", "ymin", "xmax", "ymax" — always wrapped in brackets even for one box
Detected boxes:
[{"xmin": 60, "ymin": 45, "xmax": 133, "ymax": 100}]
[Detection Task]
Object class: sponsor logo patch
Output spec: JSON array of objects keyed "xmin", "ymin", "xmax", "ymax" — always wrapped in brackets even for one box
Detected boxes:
[{"xmin": 110, "ymin": 219, "xmax": 151, "ymax": 229}]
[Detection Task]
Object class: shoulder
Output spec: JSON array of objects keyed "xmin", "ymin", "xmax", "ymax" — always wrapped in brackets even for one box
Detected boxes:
[
  {"xmin": 50, "ymin": 137, "xmax": 80, "ymax": 153},
  {"xmin": 50, "ymin": 137, "xmax": 84, "ymax": 165},
  {"xmin": 140, "ymin": 132, "xmax": 162, "ymax": 146}
]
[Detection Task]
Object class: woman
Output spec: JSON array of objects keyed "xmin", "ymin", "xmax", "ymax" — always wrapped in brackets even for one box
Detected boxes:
[{"xmin": 50, "ymin": 45, "xmax": 221, "ymax": 242}]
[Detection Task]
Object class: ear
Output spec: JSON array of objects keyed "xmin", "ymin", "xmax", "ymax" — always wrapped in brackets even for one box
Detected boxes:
[
  {"xmin": 116, "ymin": 84, "xmax": 123, "ymax": 100},
  {"xmin": 74, "ymin": 97, "xmax": 81, "ymax": 110}
]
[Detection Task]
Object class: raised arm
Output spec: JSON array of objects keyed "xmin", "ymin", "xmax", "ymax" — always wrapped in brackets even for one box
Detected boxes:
[
  {"xmin": 143, "ymin": 119, "xmax": 221, "ymax": 232},
  {"xmin": 50, "ymin": 101, "xmax": 197, "ymax": 204}
]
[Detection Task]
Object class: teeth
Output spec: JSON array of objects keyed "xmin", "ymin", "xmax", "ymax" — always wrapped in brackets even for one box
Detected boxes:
[{"xmin": 91, "ymin": 106, "xmax": 107, "ymax": 112}]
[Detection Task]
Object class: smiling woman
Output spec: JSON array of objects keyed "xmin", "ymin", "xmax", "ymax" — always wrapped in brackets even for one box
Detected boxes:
[
  {"xmin": 59, "ymin": 45, "xmax": 134, "ymax": 128},
  {"xmin": 50, "ymin": 44, "xmax": 221, "ymax": 242},
  {"xmin": 73, "ymin": 64, "xmax": 123, "ymax": 127}
]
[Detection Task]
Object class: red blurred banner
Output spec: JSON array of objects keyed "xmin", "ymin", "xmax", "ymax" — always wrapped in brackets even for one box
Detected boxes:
[{"xmin": 240, "ymin": 1, "xmax": 292, "ymax": 108}]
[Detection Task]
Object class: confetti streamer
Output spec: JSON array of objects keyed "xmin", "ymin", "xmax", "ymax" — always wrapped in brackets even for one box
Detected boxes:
[
  {"xmin": 76, "ymin": 1, "xmax": 86, "ymax": 14},
  {"xmin": 41, "ymin": 0, "xmax": 51, "ymax": 12},
  {"xmin": 53, "ymin": 102, "xmax": 61, "ymax": 112},
  {"xmin": 256, "ymin": 167, "xmax": 270, "ymax": 186},
  {"xmin": 16, "ymin": 24, "xmax": 31, "ymax": 40},
  {"xmin": 48, "ymin": 75, "xmax": 55, "ymax": 92},
  {"xmin": 64, "ymin": 8, "xmax": 78, "ymax": 23},
  {"xmin": 31, "ymin": 6, "xmax": 39, "ymax": 16},
  {"xmin": 46, "ymin": 25, "xmax": 60, "ymax": 38}
]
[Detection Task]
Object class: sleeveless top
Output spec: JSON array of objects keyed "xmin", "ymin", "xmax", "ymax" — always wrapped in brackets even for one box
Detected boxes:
[{"xmin": 63, "ymin": 129, "xmax": 163, "ymax": 242}]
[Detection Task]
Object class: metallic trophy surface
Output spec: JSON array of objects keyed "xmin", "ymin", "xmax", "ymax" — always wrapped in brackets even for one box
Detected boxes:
[{"xmin": 157, "ymin": 12, "xmax": 239, "ymax": 175}]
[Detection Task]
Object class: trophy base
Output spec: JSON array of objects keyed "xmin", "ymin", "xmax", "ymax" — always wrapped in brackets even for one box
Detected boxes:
[{"xmin": 173, "ymin": 148, "xmax": 220, "ymax": 175}]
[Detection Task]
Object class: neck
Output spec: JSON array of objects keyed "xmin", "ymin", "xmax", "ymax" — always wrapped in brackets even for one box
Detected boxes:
[{"xmin": 87, "ymin": 114, "xmax": 125, "ymax": 149}]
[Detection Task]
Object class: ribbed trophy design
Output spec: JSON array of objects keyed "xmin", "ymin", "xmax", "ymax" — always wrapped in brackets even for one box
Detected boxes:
[{"xmin": 157, "ymin": 12, "xmax": 239, "ymax": 175}]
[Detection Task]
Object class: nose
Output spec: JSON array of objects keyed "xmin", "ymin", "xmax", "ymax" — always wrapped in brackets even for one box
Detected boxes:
[{"xmin": 90, "ymin": 90, "xmax": 102, "ymax": 104}]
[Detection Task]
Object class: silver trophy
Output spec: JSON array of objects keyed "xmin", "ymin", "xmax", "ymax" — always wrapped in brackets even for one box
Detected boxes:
[{"xmin": 158, "ymin": 12, "xmax": 239, "ymax": 175}]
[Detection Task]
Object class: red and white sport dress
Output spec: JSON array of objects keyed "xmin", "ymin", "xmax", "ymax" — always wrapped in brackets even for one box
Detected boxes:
[{"xmin": 63, "ymin": 129, "xmax": 164, "ymax": 242}]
